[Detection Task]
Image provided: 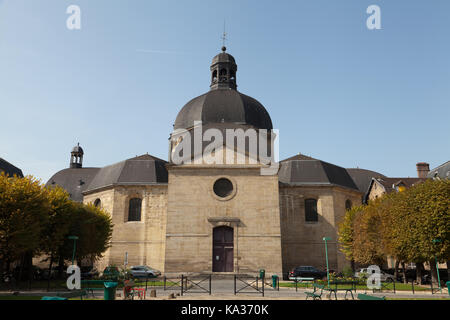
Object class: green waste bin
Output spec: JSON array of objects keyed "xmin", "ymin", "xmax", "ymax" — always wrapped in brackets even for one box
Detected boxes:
[
  {"xmin": 104, "ymin": 281, "xmax": 118, "ymax": 300},
  {"xmin": 446, "ymin": 281, "xmax": 450, "ymax": 296},
  {"xmin": 272, "ymin": 275, "xmax": 279, "ymax": 288},
  {"xmin": 259, "ymin": 269, "xmax": 265, "ymax": 279}
]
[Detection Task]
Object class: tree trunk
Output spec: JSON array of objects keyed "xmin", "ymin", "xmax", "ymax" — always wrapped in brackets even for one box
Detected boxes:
[
  {"xmin": 57, "ymin": 255, "xmax": 65, "ymax": 279},
  {"xmin": 401, "ymin": 262, "xmax": 407, "ymax": 284},
  {"xmin": 429, "ymin": 260, "xmax": 439, "ymax": 285},
  {"xmin": 416, "ymin": 262, "xmax": 424, "ymax": 285},
  {"xmin": 351, "ymin": 260, "xmax": 355, "ymax": 272},
  {"xmin": 17, "ymin": 254, "xmax": 25, "ymax": 289},
  {"xmin": 447, "ymin": 261, "xmax": 450, "ymax": 283},
  {"xmin": 394, "ymin": 260, "xmax": 400, "ymax": 281},
  {"xmin": 47, "ymin": 254, "xmax": 53, "ymax": 292}
]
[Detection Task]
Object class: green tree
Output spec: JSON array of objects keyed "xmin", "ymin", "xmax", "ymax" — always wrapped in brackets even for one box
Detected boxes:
[
  {"xmin": 0, "ymin": 173, "xmax": 49, "ymax": 278},
  {"xmin": 338, "ymin": 205, "xmax": 364, "ymax": 271}
]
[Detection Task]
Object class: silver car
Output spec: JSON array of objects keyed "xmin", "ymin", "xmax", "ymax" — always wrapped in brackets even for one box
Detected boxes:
[{"xmin": 129, "ymin": 266, "xmax": 161, "ymax": 278}]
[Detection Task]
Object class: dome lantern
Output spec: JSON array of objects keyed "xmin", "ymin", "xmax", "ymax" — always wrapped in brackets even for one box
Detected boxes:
[
  {"xmin": 210, "ymin": 47, "xmax": 238, "ymax": 90},
  {"xmin": 70, "ymin": 143, "xmax": 84, "ymax": 169}
]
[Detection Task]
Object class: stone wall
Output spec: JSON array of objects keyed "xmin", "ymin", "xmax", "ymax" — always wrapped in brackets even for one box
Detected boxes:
[
  {"xmin": 84, "ymin": 185, "xmax": 168, "ymax": 272},
  {"xmin": 164, "ymin": 165, "xmax": 283, "ymax": 275},
  {"xmin": 279, "ymin": 185, "xmax": 362, "ymax": 275}
]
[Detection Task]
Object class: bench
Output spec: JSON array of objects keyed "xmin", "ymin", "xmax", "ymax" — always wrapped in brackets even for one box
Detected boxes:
[
  {"xmin": 357, "ymin": 293, "xmax": 386, "ymax": 300},
  {"xmin": 81, "ymin": 280, "xmax": 110, "ymax": 298},
  {"xmin": 42, "ymin": 290, "xmax": 88, "ymax": 300},
  {"xmin": 305, "ymin": 283, "xmax": 325, "ymax": 300}
]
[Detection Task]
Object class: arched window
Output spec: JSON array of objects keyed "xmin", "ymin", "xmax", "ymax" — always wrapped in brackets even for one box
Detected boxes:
[
  {"xmin": 212, "ymin": 70, "xmax": 218, "ymax": 83},
  {"xmin": 128, "ymin": 198, "xmax": 142, "ymax": 222},
  {"xmin": 345, "ymin": 200, "xmax": 352, "ymax": 211},
  {"xmin": 305, "ymin": 199, "xmax": 318, "ymax": 222},
  {"xmin": 94, "ymin": 199, "xmax": 101, "ymax": 208}
]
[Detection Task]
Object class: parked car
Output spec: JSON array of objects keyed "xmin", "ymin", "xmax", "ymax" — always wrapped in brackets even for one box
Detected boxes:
[
  {"xmin": 80, "ymin": 267, "xmax": 99, "ymax": 280},
  {"xmin": 288, "ymin": 266, "xmax": 327, "ymax": 280},
  {"xmin": 129, "ymin": 266, "xmax": 161, "ymax": 279},
  {"xmin": 355, "ymin": 268, "xmax": 395, "ymax": 282}
]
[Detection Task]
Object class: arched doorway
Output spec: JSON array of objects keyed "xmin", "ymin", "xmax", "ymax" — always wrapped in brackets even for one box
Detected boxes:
[{"xmin": 213, "ymin": 226, "xmax": 234, "ymax": 272}]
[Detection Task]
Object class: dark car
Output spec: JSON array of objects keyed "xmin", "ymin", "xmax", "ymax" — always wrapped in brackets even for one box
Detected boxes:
[
  {"xmin": 80, "ymin": 267, "xmax": 99, "ymax": 280},
  {"xmin": 289, "ymin": 266, "xmax": 327, "ymax": 280}
]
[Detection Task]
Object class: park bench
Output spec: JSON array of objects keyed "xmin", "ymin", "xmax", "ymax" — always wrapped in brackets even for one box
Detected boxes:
[
  {"xmin": 41, "ymin": 290, "xmax": 87, "ymax": 300},
  {"xmin": 357, "ymin": 293, "xmax": 386, "ymax": 300},
  {"xmin": 305, "ymin": 283, "xmax": 325, "ymax": 300},
  {"xmin": 81, "ymin": 280, "xmax": 109, "ymax": 298}
]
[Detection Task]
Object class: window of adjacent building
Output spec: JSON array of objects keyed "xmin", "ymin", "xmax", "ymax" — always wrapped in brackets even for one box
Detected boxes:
[
  {"xmin": 345, "ymin": 200, "xmax": 352, "ymax": 211},
  {"xmin": 305, "ymin": 199, "xmax": 318, "ymax": 222},
  {"xmin": 94, "ymin": 199, "xmax": 101, "ymax": 208},
  {"xmin": 128, "ymin": 198, "xmax": 142, "ymax": 222}
]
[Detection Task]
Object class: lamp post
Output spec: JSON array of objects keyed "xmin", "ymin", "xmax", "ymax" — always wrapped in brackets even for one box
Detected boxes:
[
  {"xmin": 68, "ymin": 236, "xmax": 79, "ymax": 265},
  {"xmin": 323, "ymin": 237, "xmax": 331, "ymax": 287},
  {"xmin": 432, "ymin": 239, "xmax": 442, "ymax": 292}
]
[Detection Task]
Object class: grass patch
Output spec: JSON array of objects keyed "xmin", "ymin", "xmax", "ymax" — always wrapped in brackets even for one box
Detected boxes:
[{"xmin": 279, "ymin": 282, "xmax": 430, "ymax": 291}]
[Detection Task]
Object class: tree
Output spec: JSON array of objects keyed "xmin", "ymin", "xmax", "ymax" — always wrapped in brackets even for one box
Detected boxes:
[
  {"xmin": 0, "ymin": 173, "xmax": 49, "ymax": 279},
  {"xmin": 58, "ymin": 202, "xmax": 113, "ymax": 266},
  {"xmin": 338, "ymin": 205, "xmax": 364, "ymax": 271}
]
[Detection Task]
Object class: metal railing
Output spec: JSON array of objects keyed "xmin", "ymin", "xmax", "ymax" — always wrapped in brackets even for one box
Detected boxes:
[{"xmin": 234, "ymin": 275, "xmax": 265, "ymax": 297}]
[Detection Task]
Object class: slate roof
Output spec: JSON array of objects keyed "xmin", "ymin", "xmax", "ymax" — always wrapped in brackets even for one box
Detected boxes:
[
  {"xmin": 278, "ymin": 154, "xmax": 359, "ymax": 191},
  {"xmin": 174, "ymin": 89, "xmax": 273, "ymax": 130},
  {"xmin": 428, "ymin": 161, "xmax": 450, "ymax": 180},
  {"xmin": 46, "ymin": 167, "xmax": 100, "ymax": 202},
  {"xmin": 84, "ymin": 154, "xmax": 168, "ymax": 193},
  {"xmin": 0, "ymin": 158, "xmax": 24, "ymax": 177},
  {"xmin": 346, "ymin": 168, "xmax": 387, "ymax": 194},
  {"xmin": 372, "ymin": 177, "xmax": 426, "ymax": 193}
]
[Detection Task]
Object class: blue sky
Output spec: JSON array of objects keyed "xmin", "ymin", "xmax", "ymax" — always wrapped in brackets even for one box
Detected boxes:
[{"xmin": 0, "ymin": 0, "xmax": 449, "ymax": 182}]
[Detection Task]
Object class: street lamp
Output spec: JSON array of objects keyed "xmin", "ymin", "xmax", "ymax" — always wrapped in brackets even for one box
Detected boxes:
[
  {"xmin": 68, "ymin": 236, "xmax": 79, "ymax": 265},
  {"xmin": 432, "ymin": 239, "xmax": 442, "ymax": 292},
  {"xmin": 323, "ymin": 237, "xmax": 332, "ymax": 287}
]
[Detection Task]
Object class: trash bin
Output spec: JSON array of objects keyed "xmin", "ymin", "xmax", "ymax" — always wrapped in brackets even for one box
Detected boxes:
[
  {"xmin": 446, "ymin": 281, "xmax": 450, "ymax": 296},
  {"xmin": 104, "ymin": 281, "xmax": 118, "ymax": 300},
  {"xmin": 272, "ymin": 275, "xmax": 279, "ymax": 288},
  {"xmin": 41, "ymin": 296, "xmax": 68, "ymax": 300},
  {"xmin": 259, "ymin": 269, "xmax": 265, "ymax": 279}
]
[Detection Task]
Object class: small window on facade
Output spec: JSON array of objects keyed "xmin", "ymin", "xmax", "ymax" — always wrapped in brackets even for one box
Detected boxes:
[
  {"xmin": 345, "ymin": 200, "xmax": 352, "ymax": 211},
  {"xmin": 128, "ymin": 198, "xmax": 142, "ymax": 222},
  {"xmin": 305, "ymin": 199, "xmax": 318, "ymax": 222},
  {"xmin": 94, "ymin": 199, "xmax": 101, "ymax": 208},
  {"xmin": 212, "ymin": 70, "xmax": 218, "ymax": 82}
]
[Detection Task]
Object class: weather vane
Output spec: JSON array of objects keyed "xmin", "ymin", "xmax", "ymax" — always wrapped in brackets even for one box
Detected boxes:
[{"xmin": 221, "ymin": 20, "xmax": 227, "ymax": 50}]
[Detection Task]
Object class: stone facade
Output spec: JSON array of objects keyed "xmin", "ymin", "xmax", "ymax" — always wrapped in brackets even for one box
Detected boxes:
[
  {"xmin": 84, "ymin": 185, "xmax": 168, "ymax": 272},
  {"xmin": 164, "ymin": 164, "xmax": 283, "ymax": 275},
  {"xmin": 279, "ymin": 185, "xmax": 362, "ymax": 274}
]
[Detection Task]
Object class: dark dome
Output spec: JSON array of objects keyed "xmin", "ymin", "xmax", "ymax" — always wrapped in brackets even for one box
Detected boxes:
[
  {"xmin": 174, "ymin": 49, "xmax": 273, "ymax": 131},
  {"xmin": 174, "ymin": 89, "xmax": 273, "ymax": 130},
  {"xmin": 72, "ymin": 144, "xmax": 84, "ymax": 154},
  {"xmin": 212, "ymin": 51, "xmax": 236, "ymax": 64}
]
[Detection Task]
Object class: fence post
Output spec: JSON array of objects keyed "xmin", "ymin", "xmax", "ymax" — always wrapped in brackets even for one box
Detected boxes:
[
  {"xmin": 411, "ymin": 281, "xmax": 415, "ymax": 294},
  {"xmin": 234, "ymin": 274, "xmax": 236, "ymax": 295},
  {"xmin": 181, "ymin": 275, "xmax": 184, "ymax": 296},
  {"xmin": 145, "ymin": 275, "xmax": 148, "ymax": 292},
  {"xmin": 209, "ymin": 274, "xmax": 212, "ymax": 295},
  {"xmin": 393, "ymin": 280, "xmax": 396, "ymax": 294},
  {"xmin": 262, "ymin": 276, "xmax": 265, "ymax": 297},
  {"xmin": 164, "ymin": 276, "xmax": 166, "ymax": 291},
  {"xmin": 296, "ymin": 279, "xmax": 298, "ymax": 292},
  {"xmin": 430, "ymin": 278, "xmax": 434, "ymax": 294}
]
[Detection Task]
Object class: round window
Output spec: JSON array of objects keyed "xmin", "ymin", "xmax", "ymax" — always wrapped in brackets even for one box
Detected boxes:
[{"xmin": 213, "ymin": 178, "xmax": 234, "ymax": 198}]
